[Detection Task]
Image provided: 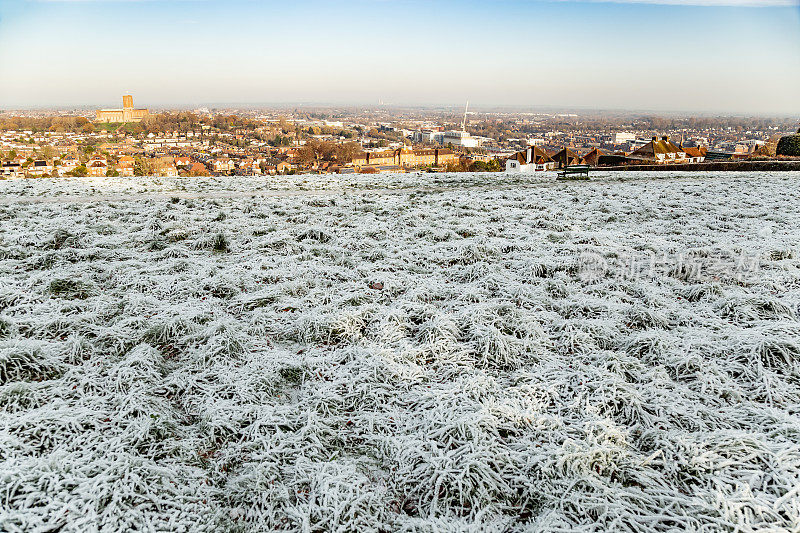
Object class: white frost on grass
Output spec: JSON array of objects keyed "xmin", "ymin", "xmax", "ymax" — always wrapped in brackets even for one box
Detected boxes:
[{"xmin": 1, "ymin": 173, "xmax": 800, "ymax": 531}]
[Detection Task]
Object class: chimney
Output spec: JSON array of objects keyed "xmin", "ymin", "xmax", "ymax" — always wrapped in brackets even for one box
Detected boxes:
[
  {"xmin": 651, "ymin": 136, "xmax": 658, "ymax": 142},
  {"xmin": 526, "ymin": 146, "xmax": 532, "ymax": 164},
  {"xmin": 662, "ymin": 136, "xmax": 669, "ymax": 142}
]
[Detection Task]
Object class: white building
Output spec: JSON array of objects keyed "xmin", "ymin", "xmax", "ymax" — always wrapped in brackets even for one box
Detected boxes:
[
  {"xmin": 413, "ymin": 130, "xmax": 437, "ymax": 144},
  {"xmin": 505, "ymin": 146, "xmax": 556, "ymax": 173},
  {"xmin": 442, "ymin": 130, "xmax": 481, "ymax": 148},
  {"xmin": 1, "ymin": 163, "xmax": 24, "ymax": 178},
  {"xmin": 614, "ymin": 132, "xmax": 636, "ymax": 144}
]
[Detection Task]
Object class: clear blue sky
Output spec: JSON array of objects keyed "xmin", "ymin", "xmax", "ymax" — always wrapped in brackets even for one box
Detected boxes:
[{"xmin": 1, "ymin": 0, "xmax": 798, "ymax": 113}]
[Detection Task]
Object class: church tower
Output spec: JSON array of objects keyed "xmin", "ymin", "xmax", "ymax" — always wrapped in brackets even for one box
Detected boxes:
[{"xmin": 122, "ymin": 95, "xmax": 134, "ymax": 121}]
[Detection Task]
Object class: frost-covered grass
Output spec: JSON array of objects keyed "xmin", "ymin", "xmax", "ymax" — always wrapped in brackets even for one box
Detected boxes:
[
  {"xmin": 0, "ymin": 171, "xmax": 552, "ymax": 199},
  {"xmin": 1, "ymin": 173, "xmax": 800, "ymax": 531},
  {"xmin": 1, "ymin": 170, "xmax": 795, "ymax": 201}
]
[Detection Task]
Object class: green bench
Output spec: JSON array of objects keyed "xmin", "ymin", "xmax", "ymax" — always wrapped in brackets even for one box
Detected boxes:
[{"xmin": 557, "ymin": 165, "xmax": 590, "ymax": 180}]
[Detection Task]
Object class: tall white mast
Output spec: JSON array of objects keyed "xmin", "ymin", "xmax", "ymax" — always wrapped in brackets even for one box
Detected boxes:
[{"xmin": 461, "ymin": 100, "xmax": 469, "ymax": 132}]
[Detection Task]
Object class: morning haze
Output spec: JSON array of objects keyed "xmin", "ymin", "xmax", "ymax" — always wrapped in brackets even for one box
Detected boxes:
[{"xmin": 1, "ymin": 0, "xmax": 799, "ymax": 113}]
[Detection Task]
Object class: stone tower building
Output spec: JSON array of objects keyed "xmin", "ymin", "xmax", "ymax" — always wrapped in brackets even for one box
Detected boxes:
[{"xmin": 96, "ymin": 95, "xmax": 150, "ymax": 123}]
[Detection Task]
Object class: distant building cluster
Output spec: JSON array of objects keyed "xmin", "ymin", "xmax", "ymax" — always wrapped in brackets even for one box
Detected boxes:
[
  {"xmin": 506, "ymin": 136, "xmax": 709, "ymax": 172},
  {"xmin": 1, "ymin": 102, "xmax": 793, "ymax": 180}
]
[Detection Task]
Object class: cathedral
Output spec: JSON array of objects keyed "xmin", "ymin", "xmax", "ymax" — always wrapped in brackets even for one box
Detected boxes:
[{"xmin": 96, "ymin": 95, "xmax": 149, "ymax": 123}]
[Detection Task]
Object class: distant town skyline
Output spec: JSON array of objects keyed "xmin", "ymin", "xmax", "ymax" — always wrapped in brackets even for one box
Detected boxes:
[{"xmin": 1, "ymin": 0, "xmax": 799, "ymax": 114}]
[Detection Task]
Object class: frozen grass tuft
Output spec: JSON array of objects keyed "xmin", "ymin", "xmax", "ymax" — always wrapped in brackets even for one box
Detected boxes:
[
  {"xmin": 192, "ymin": 231, "xmax": 230, "ymax": 252},
  {"xmin": 0, "ymin": 340, "xmax": 62, "ymax": 384},
  {"xmin": 48, "ymin": 278, "xmax": 94, "ymax": 299}
]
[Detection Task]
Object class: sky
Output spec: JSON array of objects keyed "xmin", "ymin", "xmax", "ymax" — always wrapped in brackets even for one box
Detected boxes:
[{"xmin": 0, "ymin": 0, "xmax": 798, "ymax": 114}]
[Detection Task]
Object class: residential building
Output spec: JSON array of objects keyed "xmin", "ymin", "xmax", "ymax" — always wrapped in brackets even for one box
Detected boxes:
[
  {"xmin": 352, "ymin": 148, "xmax": 458, "ymax": 170},
  {"xmin": 400, "ymin": 148, "xmax": 457, "ymax": 168},
  {"xmin": 158, "ymin": 165, "xmax": 179, "ymax": 177},
  {"xmin": 276, "ymin": 161, "xmax": 294, "ymax": 173},
  {"xmin": 1, "ymin": 162, "xmax": 24, "ymax": 178},
  {"xmin": 87, "ymin": 155, "xmax": 109, "ymax": 177},
  {"xmin": 57, "ymin": 156, "xmax": 80, "ymax": 176},
  {"xmin": 550, "ymin": 148, "xmax": 582, "ymax": 169},
  {"xmin": 209, "ymin": 157, "xmax": 235, "ymax": 173},
  {"xmin": 506, "ymin": 146, "xmax": 556, "ymax": 172},
  {"xmin": 681, "ymin": 146, "xmax": 706, "ymax": 163},
  {"xmin": 27, "ymin": 160, "xmax": 53, "ymax": 177},
  {"xmin": 628, "ymin": 136, "xmax": 687, "ymax": 164},
  {"xmin": 580, "ymin": 148, "xmax": 607, "ymax": 167},
  {"xmin": 186, "ymin": 162, "xmax": 209, "ymax": 175},
  {"xmin": 117, "ymin": 156, "xmax": 135, "ymax": 177},
  {"xmin": 352, "ymin": 150, "xmax": 397, "ymax": 168}
]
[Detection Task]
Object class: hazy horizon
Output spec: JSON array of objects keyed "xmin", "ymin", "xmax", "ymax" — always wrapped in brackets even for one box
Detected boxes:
[
  {"xmin": 1, "ymin": 0, "xmax": 799, "ymax": 114},
  {"xmin": 4, "ymin": 101, "xmax": 800, "ymax": 120}
]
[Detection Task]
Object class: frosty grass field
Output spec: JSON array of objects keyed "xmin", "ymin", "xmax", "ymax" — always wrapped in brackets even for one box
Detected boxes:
[{"xmin": 2, "ymin": 171, "xmax": 800, "ymax": 532}]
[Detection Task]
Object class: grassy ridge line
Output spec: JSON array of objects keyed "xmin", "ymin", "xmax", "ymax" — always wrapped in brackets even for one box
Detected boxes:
[
  {"xmin": 602, "ymin": 160, "xmax": 800, "ymax": 172},
  {"xmin": 2, "ymin": 171, "xmax": 800, "ymax": 205}
]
